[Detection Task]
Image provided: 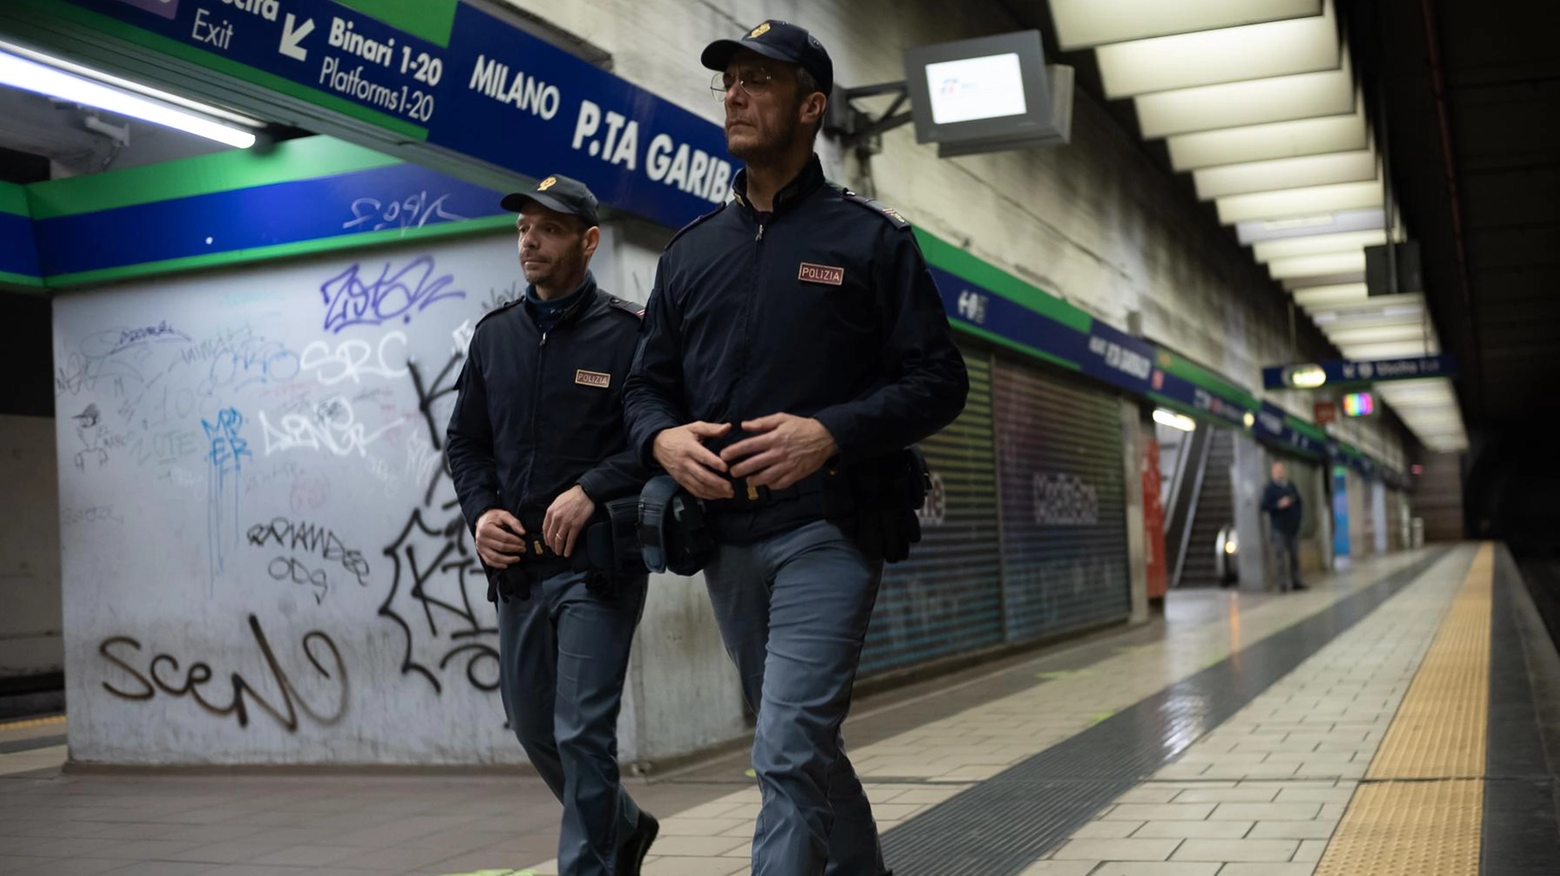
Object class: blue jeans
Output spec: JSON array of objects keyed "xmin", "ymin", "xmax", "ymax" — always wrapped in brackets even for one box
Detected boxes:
[
  {"xmin": 497, "ymin": 567, "xmax": 647, "ymax": 876},
  {"xmin": 704, "ymin": 519, "xmax": 889, "ymax": 876}
]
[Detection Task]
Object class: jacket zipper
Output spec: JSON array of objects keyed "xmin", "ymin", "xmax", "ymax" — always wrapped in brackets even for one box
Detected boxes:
[
  {"xmin": 519, "ymin": 328, "xmax": 548, "ymax": 509},
  {"xmin": 728, "ymin": 217, "xmax": 766, "ymax": 416}
]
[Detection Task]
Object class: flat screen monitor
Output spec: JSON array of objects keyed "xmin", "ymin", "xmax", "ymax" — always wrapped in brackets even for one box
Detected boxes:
[{"xmin": 904, "ymin": 31, "xmax": 1067, "ymax": 156}]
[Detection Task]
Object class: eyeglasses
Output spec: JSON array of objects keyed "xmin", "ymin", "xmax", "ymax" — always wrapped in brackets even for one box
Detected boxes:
[{"xmin": 710, "ymin": 66, "xmax": 783, "ymax": 101}]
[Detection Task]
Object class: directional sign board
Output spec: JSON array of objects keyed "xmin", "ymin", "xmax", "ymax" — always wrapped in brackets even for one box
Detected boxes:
[
  {"xmin": 2, "ymin": 0, "xmax": 735, "ymax": 230},
  {"xmin": 1262, "ymin": 354, "xmax": 1457, "ymax": 390}
]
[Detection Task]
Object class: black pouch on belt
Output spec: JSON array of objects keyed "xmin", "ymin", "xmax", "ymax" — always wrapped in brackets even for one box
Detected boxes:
[
  {"xmin": 580, "ymin": 496, "xmax": 645, "ymax": 598},
  {"xmin": 483, "ymin": 561, "xmax": 531, "ymax": 603},
  {"xmin": 842, "ymin": 446, "xmax": 931, "ymax": 564}
]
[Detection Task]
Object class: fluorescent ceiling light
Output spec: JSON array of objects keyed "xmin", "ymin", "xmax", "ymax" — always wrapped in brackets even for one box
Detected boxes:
[
  {"xmin": 1253, "ymin": 229, "xmax": 1387, "ymax": 262},
  {"xmin": 1268, "ymin": 251, "xmax": 1367, "ymax": 279},
  {"xmin": 1195, "ymin": 149, "xmax": 1377, "ymax": 201},
  {"xmin": 1169, "ymin": 105, "xmax": 1368, "ymax": 171},
  {"xmin": 1135, "ymin": 55, "xmax": 1354, "ymax": 139},
  {"xmin": 1216, "ymin": 179, "xmax": 1382, "ymax": 224},
  {"xmin": 1306, "ymin": 305, "xmax": 1425, "ymax": 329},
  {"xmin": 1153, "ymin": 408, "xmax": 1199, "ymax": 432},
  {"xmin": 1292, "ymin": 283, "xmax": 1369, "ymax": 307},
  {"xmin": 1302, "ymin": 296, "xmax": 1423, "ymax": 318},
  {"xmin": 1096, "ymin": 0, "xmax": 1338, "ymax": 98},
  {"xmin": 1336, "ymin": 340, "xmax": 1439, "ymax": 359},
  {"xmin": 1238, "ymin": 206, "xmax": 1384, "ymax": 244},
  {"xmin": 0, "ymin": 42, "xmax": 259, "ymax": 148},
  {"xmin": 1322, "ymin": 324, "xmax": 1428, "ymax": 344},
  {"xmin": 1050, "ymin": 0, "xmax": 1322, "ymax": 50}
]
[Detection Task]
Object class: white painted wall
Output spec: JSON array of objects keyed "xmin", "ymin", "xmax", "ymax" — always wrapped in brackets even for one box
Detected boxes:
[
  {"xmin": 494, "ymin": 0, "xmax": 1409, "ymax": 467},
  {"xmin": 52, "ymin": 227, "xmax": 744, "ymax": 765},
  {"xmin": 0, "ymin": 414, "xmax": 63, "ymax": 680}
]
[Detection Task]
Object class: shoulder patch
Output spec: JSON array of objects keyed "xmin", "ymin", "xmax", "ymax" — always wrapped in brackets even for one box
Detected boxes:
[
  {"xmin": 606, "ymin": 296, "xmax": 646, "ymax": 319},
  {"xmin": 663, "ymin": 201, "xmax": 730, "ymax": 251},
  {"xmin": 839, "ymin": 189, "xmax": 911, "ymax": 229},
  {"xmin": 473, "ymin": 296, "xmax": 524, "ymax": 330}
]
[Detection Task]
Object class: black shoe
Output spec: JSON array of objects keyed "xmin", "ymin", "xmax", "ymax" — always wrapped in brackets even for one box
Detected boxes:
[
  {"xmin": 1292, "ymin": 582, "xmax": 1308, "ymax": 591},
  {"xmin": 618, "ymin": 811, "xmax": 658, "ymax": 876}
]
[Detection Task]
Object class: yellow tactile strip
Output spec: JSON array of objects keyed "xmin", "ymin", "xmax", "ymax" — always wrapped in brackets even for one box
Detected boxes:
[
  {"xmin": 0, "ymin": 714, "xmax": 66, "ymax": 732},
  {"xmin": 1317, "ymin": 780, "xmax": 1483, "ymax": 876},
  {"xmin": 1316, "ymin": 543, "xmax": 1493, "ymax": 876},
  {"xmin": 1367, "ymin": 544, "xmax": 1492, "ymax": 780}
]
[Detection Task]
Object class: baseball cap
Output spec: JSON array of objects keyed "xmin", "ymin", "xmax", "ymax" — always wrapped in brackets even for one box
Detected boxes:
[
  {"xmin": 701, "ymin": 20, "xmax": 833, "ymax": 96},
  {"xmin": 500, "ymin": 174, "xmax": 599, "ymax": 227}
]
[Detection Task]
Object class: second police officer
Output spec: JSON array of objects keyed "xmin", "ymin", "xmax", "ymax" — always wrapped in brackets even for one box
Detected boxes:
[
  {"xmin": 446, "ymin": 175, "xmax": 659, "ymax": 876},
  {"xmin": 624, "ymin": 20, "xmax": 970, "ymax": 876}
]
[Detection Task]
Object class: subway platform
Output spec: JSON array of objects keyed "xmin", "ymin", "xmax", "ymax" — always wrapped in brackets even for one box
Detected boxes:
[{"xmin": 2, "ymin": 544, "xmax": 1557, "ymax": 876}]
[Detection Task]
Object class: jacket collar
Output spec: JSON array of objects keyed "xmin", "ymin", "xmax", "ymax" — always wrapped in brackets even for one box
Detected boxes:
[
  {"xmin": 523, "ymin": 271, "xmax": 599, "ymax": 329},
  {"xmin": 730, "ymin": 154, "xmax": 826, "ymax": 217}
]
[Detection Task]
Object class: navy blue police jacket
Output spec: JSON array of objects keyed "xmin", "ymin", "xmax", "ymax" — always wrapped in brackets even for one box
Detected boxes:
[
  {"xmin": 446, "ymin": 273, "xmax": 646, "ymax": 535},
  {"xmin": 623, "ymin": 155, "xmax": 970, "ymax": 541}
]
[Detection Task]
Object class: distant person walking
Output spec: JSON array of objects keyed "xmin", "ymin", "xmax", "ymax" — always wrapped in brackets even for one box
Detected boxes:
[{"xmin": 1261, "ymin": 462, "xmax": 1306, "ymax": 592}]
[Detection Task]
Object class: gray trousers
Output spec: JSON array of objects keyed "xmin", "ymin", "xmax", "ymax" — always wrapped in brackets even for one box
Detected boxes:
[
  {"xmin": 1270, "ymin": 530, "xmax": 1302, "ymax": 591},
  {"xmin": 704, "ymin": 519, "xmax": 889, "ymax": 876},
  {"xmin": 497, "ymin": 568, "xmax": 647, "ymax": 876}
]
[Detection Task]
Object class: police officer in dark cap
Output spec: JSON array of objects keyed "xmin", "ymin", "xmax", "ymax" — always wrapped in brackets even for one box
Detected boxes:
[
  {"xmin": 624, "ymin": 20, "xmax": 969, "ymax": 876},
  {"xmin": 446, "ymin": 174, "xmax": 659, "ymax": 876}
]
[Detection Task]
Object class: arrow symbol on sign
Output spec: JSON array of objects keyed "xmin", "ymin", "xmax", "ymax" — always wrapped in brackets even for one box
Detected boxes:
[{"xmin": 280, "ymin": 14, "xmax": 315, "ymax": 62}]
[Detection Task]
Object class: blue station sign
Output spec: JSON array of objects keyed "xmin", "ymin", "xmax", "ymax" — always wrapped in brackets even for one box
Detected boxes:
[
  {"xmin": 1263, "ymin": 354, "xmax": 1458, "ymax": 390},
  {"xmin": 18, "ymin": 0, "xmax": 735, "ymax": 230}
]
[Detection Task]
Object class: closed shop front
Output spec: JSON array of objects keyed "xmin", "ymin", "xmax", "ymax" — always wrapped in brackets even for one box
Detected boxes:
[
  {"xmin": 993, "ymin": 357, "xmax": 1131, "ymax": 643},
  {"xmin": 1386, "ymin": 487, "xmax": 1408, "ymax": 551},
  {"xmin": 861, "ymin": 347, "xmax": 1003, "ymax": 676},
  {"xmin": 1348, "ymin": 468, "xmax": 1371, "ymax": 557}
]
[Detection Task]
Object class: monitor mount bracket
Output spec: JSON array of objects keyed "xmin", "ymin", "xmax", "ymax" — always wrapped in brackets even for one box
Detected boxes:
[{"xmin": 825, "ymin": 80, "xmax": 913, "ymax": 157}]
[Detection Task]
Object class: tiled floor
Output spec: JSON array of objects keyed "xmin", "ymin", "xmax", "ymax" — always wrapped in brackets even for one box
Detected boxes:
[
  {"xmin": 1020, "ymin": 547, "xmax": 1472, "ymax": 876},
  {"xmin": 0, "ymin": 549, "xmax": 1464, "ymax": 876}
]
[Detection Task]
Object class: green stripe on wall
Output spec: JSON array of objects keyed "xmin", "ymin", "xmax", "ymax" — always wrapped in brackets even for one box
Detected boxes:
[
  {"xmin": 331, "ymin": 0, "xmax": 458, "ymax": 48},
  {"xmin": 913, "ymin": 228, "xmax": 1093, "ymax": 333},
  {"xmin": 1286, "ymin": 414, "xmax": 1330, "ymax": 443},
  {"xmin": 1158, "ymin": 351, "xmax": 1261, "ymax": 411},
  {"xmin": 27, "ymin": 137, "xmax": 400, "ymax": 219},
  {"xmin": 952, "ymin": 322, "xmax": 1081, "ymax": 373},
  {"xmin": 8, "ymin": 1, "xmax": 427, "ymax": 142},
  {"xmin": 45, "ymin": 214, "xmax": 513, "ymax": 288},
  {"xmin": 0, "ymin": 269, "xmax": 46, "ymax": 289},
  {"xmin": 0, "ymin": 182, "xmax": 28, "ymax": 217}
]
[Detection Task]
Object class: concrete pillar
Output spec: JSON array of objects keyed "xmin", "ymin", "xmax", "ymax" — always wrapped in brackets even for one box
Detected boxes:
[
  {"xmin": 1314, "ymin": 463, "xmax": 1335, "ymax": 572},
  {"xmin": 1232, "ymin": 432, "xmax": 1270, "ymax": 592},
  {"xmin": 1121, "ymin": 399, "xmax": 1149, "ymax": 624}
]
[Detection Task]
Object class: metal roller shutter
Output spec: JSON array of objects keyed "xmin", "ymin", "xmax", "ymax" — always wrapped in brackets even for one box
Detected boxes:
[
  {"xmin": 993, "ymin": 357, "xmax": 1131, "ymax": 642},
  {"xmin": 860, "ymin": 347, "xmax": 1003, "ymax": 677}
]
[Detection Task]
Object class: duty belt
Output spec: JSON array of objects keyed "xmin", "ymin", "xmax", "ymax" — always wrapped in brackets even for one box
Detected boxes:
[{"xmin": 706, "ymin": 468, "xmax": 833, "ymax": 510}]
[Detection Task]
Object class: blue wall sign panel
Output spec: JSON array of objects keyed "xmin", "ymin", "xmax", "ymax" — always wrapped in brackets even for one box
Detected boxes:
[
  {"xmin": 0, "ymin": 211, "xmax": 42, "ymax": 279},
  {"xmin": 928, "ymin": 266, "xmax": 1154, "ymax": 398},
  {"xmin": 32, "ymin": 163, "xmax": 504, "ymax": 276},
  {"xmin": 60, "ymin": 0, "xmax": 734, "ymax": 230},
  {"xmin": 1151, "ymin": 369, "xmax": 1253, "ymax": 428},
  {"xmin": 1255, "ymin": 402, "xmax": 1326, "ymax": 458}
]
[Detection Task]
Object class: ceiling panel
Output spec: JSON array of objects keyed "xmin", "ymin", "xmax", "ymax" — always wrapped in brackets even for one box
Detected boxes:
[
  {"xmin": 1096, "ymin": 1, "xmax": 1339, "ymax": 97},
  {"xmin": 1135, "ymin": 57, "xmax": 1356, "ymax": 138},
  {"xmin": 1050, "ymin": 0, "xmax": 1323, "ymax": 50}
]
